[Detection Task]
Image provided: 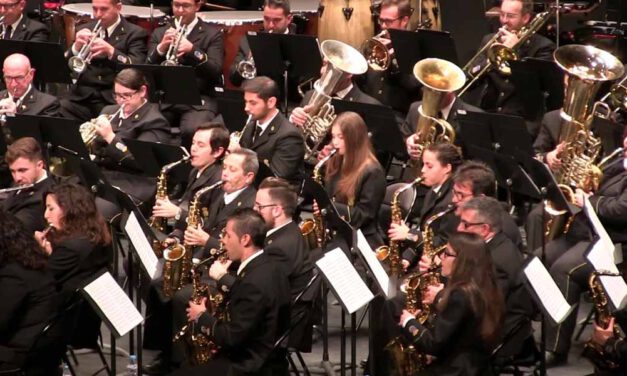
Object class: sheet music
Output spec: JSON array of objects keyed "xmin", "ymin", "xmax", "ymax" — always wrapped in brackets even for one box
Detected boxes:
[
  {"xmin": 583, "ymin": 196, "xmax": 616, "ymax": 260},
  {"xmin": 316, "ymin": 248, "xmax": 374, "ymax": 314},
  {"xmin": 124, "ymin": 212, "xmax": 159, "ymax": 279},
  {"xmin": 586, "ymin": 239, "xmax": 619, "ymax": 274},
  {"xmin": 356, "ymin": 230, "xmax": 395, "ymax": 299},
  {"xmin": 524, "ymin": 257, "xmax": 572, "ymax": 324},
  {"xmin": 82, "ymin": 272, "xmax": 144, "ymax": 337},
  {"xmin": 599, "ymin": 274, "xmax": 627, "ymax": 311}
]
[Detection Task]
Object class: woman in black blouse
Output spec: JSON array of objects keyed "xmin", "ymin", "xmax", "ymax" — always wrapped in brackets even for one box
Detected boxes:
[{"xmin": 399, "ymin": 232, "xmax": 505, "ymax": 376}]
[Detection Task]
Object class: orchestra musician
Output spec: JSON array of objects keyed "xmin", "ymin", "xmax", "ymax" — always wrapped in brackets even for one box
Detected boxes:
[
  {"xmin": 0, "ymin": 0, "xmax": 48, "ymax": 42},
  {"xmin": 0, "ymin": 54, "xmax": 59, "ymax": 117},
  {"xmin": 399, "ymin": 232, "xmax": 505, "ymax": 376},
  {"xmin": 1, "ymin": 137, "xmax": 55, "ymax": 232},
  {"xmin": 0, "ymin": 213, "xmax": 58, "ymax": 372},
  {"xmin": 60, "ymin": 0, "xmax": 148, "ymax": 121},
  {"xmin": 590, "ymin": 314, "xmax": 627, "ymax": 372},
  {"xmin": 147, "ymin": 0, "xmax": 224, "ymax": 147},
  {"xmin": 237, "ymin": 76, "xmax": 305, "ymax": 184},
  {"xmin": 177, "ymin": 208, "xmax": 291, "ymax": 376}
]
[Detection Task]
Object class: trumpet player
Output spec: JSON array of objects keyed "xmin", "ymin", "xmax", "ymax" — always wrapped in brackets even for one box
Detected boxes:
[
  {"xmin": 147, "ymin": 0, "xmax": 224, "ymax": 147},
  {"xmin": 0, "ymin": 54, "xmax": 59, "ymax": 117},
  {"xmin": 60, "ymin": 0, "xmax": 148, "ymax": 121},
  {"xmin": 0, "ymin": 0, "xmax": 48, "ymax": 42}
]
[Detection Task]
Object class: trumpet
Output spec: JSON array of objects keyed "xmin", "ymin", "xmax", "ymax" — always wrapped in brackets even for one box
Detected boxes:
[
  {"xmin": 68, "ymin": 19, "xmax": 104, "ymax": 74},
  {"xmin": 79, "ymin": 105, "xmax": 124, "ymax": 147},
  {"xmin": 162, "ymin": 17, "xmax": 188, "ymax": 66},
  {"xmin": 229, "ymin": 114, "xmax": 252, "ymax": 150},
  {"xmin": 236, "ymin": 55, "xmax": 257, "ymax": 80}
]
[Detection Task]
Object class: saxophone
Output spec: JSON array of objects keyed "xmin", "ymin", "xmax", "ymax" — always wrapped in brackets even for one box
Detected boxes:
[
  {"xmin": 582, "ymin": 271, "xmax": 623, "ymax": 372},
  {"xmin": 299, "ymin": 148, "xmax": 337, "ymax": 250},
  {"xmin": 149, "ymin": 156, "xmax": 191, "ymax": 257},
  {"xmin": 162, "ymin": 180, "xmax": 223, "ymax": 298}
]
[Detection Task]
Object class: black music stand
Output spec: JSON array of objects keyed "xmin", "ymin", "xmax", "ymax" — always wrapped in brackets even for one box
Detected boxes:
[
  {"xmin": 457, "ymin": 110, "xmax": 534, "ymax": 157},
  {"xmin": 440, "ymin": 0, "xmax": 489, "ymax": 66},
  {"xmin": 127, "ymin": 64, "xmax": 202, "ymax": 106},
  {"xmin": 509, "ymin": 59, "xmax": 558, "ymax": 121},
  {"xmin": 0, "ymin": 40, "xmax": 72, "ymax": 85},
  {"xmin": 520, "ymin": 57, "xmax": 565, "ymax": 113},
  {"xmin": 123, "ymin": 138, "xmax": 191, "ymax": 182},
  {"xmin": 215, "ymin": 87, "xmax": 247, "ymax": 133},
  {"xmin": 388, "ymin": 28, "xmax": 459, "ymax": 76},
  {"xmin": 590, "ymin": 115, "xmax": 627, "ymax": 155}
]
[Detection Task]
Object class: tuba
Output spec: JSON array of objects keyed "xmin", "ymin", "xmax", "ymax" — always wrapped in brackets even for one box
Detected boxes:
[
  {"xmin": 544, "ymin": 45, "xmax": 625, "ymax": 240},
  {"xmin": 68, "ymin": 19, "xmax": 104, "ymax": 74},
  {"xmin": 162, "ymin": 17, "xmax": 188, "ymax": 67},
  {"xmin": 300, "ymin": 148, "xmax": 337, "ymax": 249},
  {"xmin": 301, "ymin": 40, "xmax": 368, "ymax": 159},
  {"xmin": 411, "ymin": 58, "xmax": 466, "ymax": 160}
]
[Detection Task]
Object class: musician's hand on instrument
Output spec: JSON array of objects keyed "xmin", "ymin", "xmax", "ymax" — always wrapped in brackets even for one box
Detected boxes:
[
  {"xmin": 574, "ymin": 188, "xmax": 590, "ymax": 208},
  {"xmin": 89, "ymin": 38, "xmax": 115, "ymax": 59},
  {"xmin": 186, "ymin": 297, "xmax": 207, "ymax": 321},
  {"xmin": 406, "ymin": 135, "xmax": 422, "ymax": 160},
  {"xmin": 498, "ymin": 27, "xmax": 518, "ymax": 48},
  {"xmin": 312, "ymin": 200, "xmax": 320, "ymax": 216},
  {"xmin": 176, "ymin": 37, "xmax": 194, "ymax": 56},
  {"xmin": 184, "ymin": 226, "xmax": 210, "ymax": 246},
  {"xmin": 399, "ymin": 309, "xmax": 416, "ymax": 327},
  {"xmin": 34, "ymin": 231, "xmax": 52, "ymax": 255},
  {"xmin": 317, "ymin": 144, "xmax": 334, "ymax": 161},
  {"xmin": 158, "ymin": 28, "xmax": 177, "ymax": 51},
  {"xmin": 164, "ymin": 237, "xmax": 178, "ymax": 247},
  {"xmin": 74, "ymin": 29, "xmax": 92, "ymax": 50},
  {"xmin": 94, "ymin": 115, "xmax": 114, "ymax": 143},
  {"xmin": 591, "ymin": 317, "xmax": 615, "ymax": 346},
  {"xmin": 401, "ymin": 259, "xmax": 410, "ymax": 271},
  {"xmin": 388, "ymin": 222, "xmax": 410, "ymax": 242},
  {"xmin": 289, "ymin": 105, "xmax": 311, "ymax": 127},
  {"xmin": 152, "ymin": 198, "xmax": 179, "ymax": 218},
  {"xmin": 0, "ymin": 98, "xmax": 16, "ymax": 115},
  {"xmin": 418, "ymin": 255, "xmax": 432, "ymax": 272},
  {"xmin": 209, "ymin": 259, "xmax": 232, "ymax": 281},
  {"xmin": 545, "ymin": 149, "xmax": 562, "ymax": 170},
  {"xmin": 422, "ymin": 283, "xmax": 444, "ymax": 305}
]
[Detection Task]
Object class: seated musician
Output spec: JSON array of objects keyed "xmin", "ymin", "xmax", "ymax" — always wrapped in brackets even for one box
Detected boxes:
[
  {"xmin": 399, "ymin": 232, "xmax": 505, "ymax": 376},
  {"xmin": 540, "ymin": 135, "xmax": 627, "ymax": 367},
  {"xmin": 590, "ymin": 314, "xmax": 627, "ymax": 373},
  {"xmin": 0, "ymin": 0, "xmax": 48, "ymax": 42},
  {"xmin": 0, "ymin": 54, "xmax": 59, "ymax": 117},
  {"xmin": 1, "ymin": 137, "xmax": 55, "ymax": 232},
  {"xmin": 0, "ymin": 213, "xmax": 58, "ymax": 372},
  {"xmin": 60, "ymin": 0, "xmax": 148, "ymax": 121},
  {"xmin": 236, "ymin": 76, "xmax": 305, "ymax": 184},
  {"xmin": 151, "ymin": 122, "xmax": 228, "ymax": 225},
  {"xmin": 147, "ymin": 0, "xmax": 224, "ymax": 147},
  {"xmin": 229, "ymin": 0, "xmax": 294, "ymax": 87},
  {"xmin": 177, "ymin": 208, "xmax": 291, "ymax": 376}
]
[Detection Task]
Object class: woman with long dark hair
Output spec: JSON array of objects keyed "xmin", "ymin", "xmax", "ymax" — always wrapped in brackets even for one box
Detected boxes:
[
  {"xmin": 399, "ymin": 232, "xmax": 505, "ymax": 375},
  {"xmin": 0, "ymin": 212, "xmax": 57, "ymax": 370},
  {"xmin": 324, "ymin": 111, "xmax": 386, "ymax": 247}
]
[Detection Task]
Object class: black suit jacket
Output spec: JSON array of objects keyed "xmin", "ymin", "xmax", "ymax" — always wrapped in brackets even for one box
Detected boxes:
[
  {"xmin": 359, "ymin": 65, "xmax": 421, "ymax": 115},
  {"xmin": 239, "ymin": 112, "xmax": 305, "ymax": 183},
  {"xmin": 198, "ymin": 253, "xmax": 290, "ymax": 374},
  {"xmin": 0, "ymin": 262, "xmax": 58, "ymax": 367},
  {"xmin": 588, "ymin": 162, "xmax": 627, "ymax": 244},
  {"xmin": 401, "ymin": 98, "xmax": 483, "ymax": 139},
  {"xmin": 533, "ymin": 108, "xmax": 561, "ymax": 156},
  {"xmin": 7, "ymin": 16, "xmax": 49, "ymax": 42},
  {"xmin": 1, "ymin": 176, "xmax": 55, "ymax": 232},
  {"xmin": 147, "ymin": 18, "xmax": 223, "ymax": 112},
  {"xmin": 67, "ymin": 18, "xmax": 148, "ymax": 103},
  {"xmin": 326, "ymin": 162, "xmax": 386, "ymax": 248},
  {"xmin": 0, "ymin": 88, "xmax": 60, "ymax": 117},
  {"xmin": 172, "ymin": 162, "xmax": 223, "ymax": 220}
]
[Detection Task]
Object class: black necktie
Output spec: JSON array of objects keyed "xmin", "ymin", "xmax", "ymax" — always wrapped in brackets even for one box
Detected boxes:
[
  {"xmin": 252, "ymin": 125, "xmax": 262, "ymax": 143},
  {"xmin": 4, "ymin": 25, "xmax": 12, "ymax": 40}
]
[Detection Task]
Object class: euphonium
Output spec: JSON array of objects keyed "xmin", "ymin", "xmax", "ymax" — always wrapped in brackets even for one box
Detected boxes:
[
  {"xmin": 80, "ymin": 105, "xmax": 124, "ymax": 148},
  {"xmin": 68, "ymin": 19, "xmax": 103, "ymax": 74},
  {"xmin": 362, "ymin": 30, "xmax": 395, "ymax": 71},
  {"xmin": 544, "ymin": 45, "xmax": 625, "ymax": 240},
  {"xmin": 162, "ymin": 17, "xmax": 188, "ymax": 67},
  {"xmin": 411, "ymin": 58, "xmax": 465, "ymax": 160},
  {"xmin": 301, "ymin": 40, "xmax": 368, "ymax": 159},
  {"xmin": 582, "ymin": 271, "xmax": 623, "ymax": 371}
]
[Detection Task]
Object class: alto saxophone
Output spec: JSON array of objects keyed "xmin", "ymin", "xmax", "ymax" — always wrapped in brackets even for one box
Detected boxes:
[{"xmin": 582, "ymin": 271, "xmax": 623, "ymax": 371}]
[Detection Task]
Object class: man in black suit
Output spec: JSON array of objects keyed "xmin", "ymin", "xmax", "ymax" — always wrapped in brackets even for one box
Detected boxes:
[
  {"xmin": 358, "ymin": 0, "xmax": 420, "ymax": 115},
  {"xmin": 0, "ymin": 0, "xmax": 48, "ymax": 42},
  {"xmin": 147, "ymin": 0, "xmax": 224, "ymax": 146},
  {"xmin": 60, "ymin": 0, "xmax": 148, "ymax": 121},
  {"xmin": 151, "ymin": 122, "xmax": 228, "ymax": 224},
  {"xmin": 467, "ymin": 0, "xmax": 554, "ymax": 128},
  {"xmin": 0, "ymin": 54, "xmax": 59, "ymax": 117},
  {"xmin": 177, "ymin": 209, "xmax": 290, "ymax": 376},
  {"xmin": 1, "ymin": 137, "xmax": 55, "ymax": 232},
  {"xmin": 456, "ymin": 196, "xmax": 534, "ymax": 362},
  {"xmin": 236, "ymin": 76, "xmax": 304, "ymax": 184}
]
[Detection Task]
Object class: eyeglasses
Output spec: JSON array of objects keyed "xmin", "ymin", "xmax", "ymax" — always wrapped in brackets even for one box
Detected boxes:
[
  {"xmin": 459, "ymin": 219, "xmax": 486, "ymax": 229},
  {"xmin": 499, "ymin": 12, "xmax": 520, "ymax": 20},
  {"xmin": 3, "ymin": 73, "xmax": 29, "ymax": 82},
  {"xmin": 172, "ymin": 2, "xmax": 194, "ymax": 9},
  {"xmin": 0, "ymin": 0, "xmax": 21, "ymax": 9},
  {"xmin": 441, "ymin": 250, "xmax": 457, "ymax": 258},
  {"xmin": 254, "ymin": 202, "xmax": 277, "ymax": 210},
  {"xmin": 113, "ymin": 90, "xmax": 138, "ymax": 100},
  {"xmin": 378, "ymin": 17, "xmax": 400, "ymax": 26},
  {"xmin": 452, "ymin": 188, "xmax": 473, "ymax": 200}
]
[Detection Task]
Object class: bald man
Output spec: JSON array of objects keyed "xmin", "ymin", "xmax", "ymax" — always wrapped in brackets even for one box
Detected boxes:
[{"xmin": 0, "ymin": 54, "xmax": 60, "ymax": 117}]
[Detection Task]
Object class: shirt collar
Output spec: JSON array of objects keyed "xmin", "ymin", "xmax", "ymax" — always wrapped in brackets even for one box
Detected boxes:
[
  {"xmin": 267, "ymin": 219, "xmax": 292, "ymax": 237},
  {"xmin": 106, "ymin": 15, "xmax": 122, "ymax": 38},
  {"xmin": 432, "ymin": 184, "xmax": 442, "ymax": 194},
  {"xmin": 334, "ymin": 83, "xmax": 354, "ymax": 99},
  {"xmin": 121, "ymin": 100, "xmax": 147, "ymax": 119},
  {"xmin": 224, "ymin": 185, "xmax": 247, "ymax": 205},
  {"xmin": 9, "ymin": 84, "xmax": 32, "ymax": 104},
  {"xmin": 8, "ymin": 14, "xmax": 22, "ymax": 36},
  {"xmin": 237, "ymin": 249, "xmax": 264, "ymax": 275},
  {"xmin": 179, "ymin": 16, "xmax": 198, "ymax": 37},
  {"xmin": 256, "ymin": 109, "xmax": 279, "ymax": 135},
  {"xmin": 440, "ymin": 97, "xmax": 456, "ymax": 120}
]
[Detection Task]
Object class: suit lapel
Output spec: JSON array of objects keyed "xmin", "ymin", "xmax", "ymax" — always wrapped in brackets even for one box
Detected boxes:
[
  {"xmin": 252, "ymin": 118, "xmax": 279, "ymax": 149},
  {"xmin": 186, "ymin": 18, "xmax": 205, "ymax": 44},
  {"xmin": 108, "ymin": 18, "xmax": 127, "ymax": 44},
  {"xmin": 18, "ymin": 88, "xmax": 36, "ymax": 114}
]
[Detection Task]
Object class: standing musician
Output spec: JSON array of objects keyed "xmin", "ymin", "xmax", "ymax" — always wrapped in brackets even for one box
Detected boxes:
[
  {"xmin": 0, "ymin": 54, "xmax": 59, "ymax": 117},
  {"xmin": 1, "ymin": 137, "xmax": 55, "ymax": 232},
  {"xmin": 176, "ymin": 208, "xmax": 291, "ymax": 376},
  {"xmin": 237, "ymin": 76, "xmax": 305, "ymax": 184},
  {"xmin": 147, "ymin": 0, "xmax": 224, "ymax": 147},
  {"xmin": 467, "ymin": 0, "xmax": 554, "ymax": 130},
  {"xmin": 229, "ymin": 0, "xmax": 294, "ymax": 87},
  {"xmin": 0, "ymin": 0, "xmax": 48, "ymax": 42},
  {"xmin": 359, "ymin": 0, "xmax": 421, "ymax": 115},
  {"xmin": 399, "ymin": 232, "xmax": 505, "ymax": 376},
  {"xmin": 151, "ymin": 123, "xmax": 228, "ymax": 225},
  {"xmin": 60, "ymin": 0, "xmax": 148, "ymax": 121}
]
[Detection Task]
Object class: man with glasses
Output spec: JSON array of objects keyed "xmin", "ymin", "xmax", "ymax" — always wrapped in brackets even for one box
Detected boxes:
[
  {"xmin": 0, "ymin": 0, "xmax": 48, "ymax": 42},
  {"xmin": 147, "ymin": 0, "xmax": 224, "ymax": 148},
  {"xmin": 60, "ymin": 0, "xmax": 148, "ymax": 121},
  {"xmin": 0, "ymin": 54, "xmax": 59, "ymax": 117}
]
